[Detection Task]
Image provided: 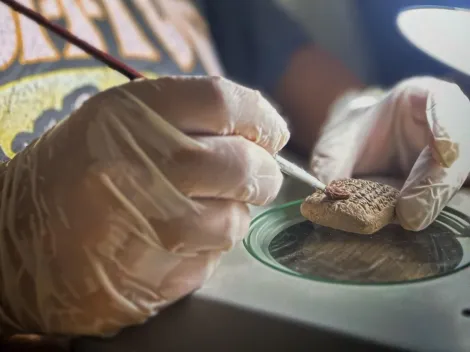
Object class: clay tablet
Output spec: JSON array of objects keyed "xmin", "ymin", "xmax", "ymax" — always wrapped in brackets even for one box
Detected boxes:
[{"xmin": 300, "ymin": 179, "xmax": 400, "ymax": 235}]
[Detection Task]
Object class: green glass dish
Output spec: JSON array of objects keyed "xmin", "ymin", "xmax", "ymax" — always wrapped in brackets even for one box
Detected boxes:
[{"xmin": 244, "ymin": 199, "xmax": 470, "ymax": 285}]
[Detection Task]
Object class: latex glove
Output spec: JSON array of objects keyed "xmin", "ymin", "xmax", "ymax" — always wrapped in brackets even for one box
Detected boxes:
[
  {"xmin": 311, "ymin": 77, "xmax": 470, "ymax": 231},
  {"xmin": 0, "ymin": 76, "xmax": 289, "ymax": 336}
]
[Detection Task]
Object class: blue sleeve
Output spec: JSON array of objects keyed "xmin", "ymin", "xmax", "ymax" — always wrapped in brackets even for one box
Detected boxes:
[{"xmin": 196, "ymin": 0, "xmax": 312, "ymax": 96}]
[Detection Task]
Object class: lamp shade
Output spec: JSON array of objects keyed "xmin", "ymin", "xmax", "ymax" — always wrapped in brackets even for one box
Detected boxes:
[{"xmin": 397, "ymin": 6, "xmax": 470, "ymax": 76}]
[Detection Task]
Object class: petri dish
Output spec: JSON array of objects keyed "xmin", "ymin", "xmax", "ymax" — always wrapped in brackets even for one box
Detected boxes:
[{"xmin": 244, "ymin": 200, "xmax": 470, "ymax": 285}]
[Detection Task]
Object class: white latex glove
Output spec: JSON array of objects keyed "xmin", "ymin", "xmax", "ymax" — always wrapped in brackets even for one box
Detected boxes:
[
  {"xmin": 0, "ymin": 76, "xmax": 289, "ymax": 336},
  {"xmin": 311, "ymin": 77, "xmax": 470, "ymax": 231}
]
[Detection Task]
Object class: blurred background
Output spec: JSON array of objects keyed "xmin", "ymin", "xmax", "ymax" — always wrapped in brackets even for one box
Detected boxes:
[{"xmin": 276, "ymin": 0, "xmax": 470, "ymax": 87}]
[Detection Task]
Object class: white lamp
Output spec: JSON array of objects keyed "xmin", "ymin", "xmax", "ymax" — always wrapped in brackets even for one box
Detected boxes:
[{"xmin": 397, "ymin": 6, "xmax": 470, "ymax": 76}]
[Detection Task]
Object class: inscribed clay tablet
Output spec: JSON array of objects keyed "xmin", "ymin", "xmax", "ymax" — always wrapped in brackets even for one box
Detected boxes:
[{"xmin": 300, "ymin": 179, "xmax": 400, "ymax": 235}]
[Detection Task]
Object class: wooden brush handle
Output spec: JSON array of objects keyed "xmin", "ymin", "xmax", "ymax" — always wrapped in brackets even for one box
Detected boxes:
[{"xmin": 0, "ymin": 0, "xmax": 143, "ymax": 80}]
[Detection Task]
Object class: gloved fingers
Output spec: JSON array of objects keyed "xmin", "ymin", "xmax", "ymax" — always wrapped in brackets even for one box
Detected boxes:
[
  {"xmin": 425, "ymin": 81, "xmax": 470, "ymax": 168},
  {"xmin": 89, "ymin": 199, "xmax": 248, "ymax": 309},
  {"xmin": 77, "ymin": 200, "xmax": 248, "ymax": 328},
  {"xmin": 157, "ymin": 250, "xmax": 223, "ymax": 302},
  {"xmin": 396, "ymin": 146, "xmax": 470, "ymax": 231},
  {"xmin": 159, "ymin": 136, "xmax": 283, "ymax": 206},
  {"xmin": 99, "ymin": 199, "xmax": 249, "ymax": 310},
  {"xmin": 103, "ymin": 76, "xmax": 290, "ymax": 155},
  {"xmin": 44, "ymin": 239, "xmax": 224, "ymax": 335},
  {"xmin": 148, "ymin": 199, "xmax": 250, "ymax": 255},
  {"xmin": 397, "ymin": 82, "xmax": 470, "ymax": 231}
]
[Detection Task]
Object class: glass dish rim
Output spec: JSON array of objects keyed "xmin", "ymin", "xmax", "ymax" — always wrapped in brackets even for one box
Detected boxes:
[{"xmin": 243, "ymin": 199, "xmax": 470, "ymax": 287}]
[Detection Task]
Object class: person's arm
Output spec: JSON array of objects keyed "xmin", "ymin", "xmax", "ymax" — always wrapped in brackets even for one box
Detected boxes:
[
  {"xmin": 197, "ymin": 0, "xmax": 364, "ymax": 155},
  {"xmin": 274, "ymin": 44, "xmax": 364, "ymax": 155}
]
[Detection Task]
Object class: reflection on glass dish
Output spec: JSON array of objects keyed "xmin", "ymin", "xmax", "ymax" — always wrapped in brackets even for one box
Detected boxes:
[{"xmin": 244, "ymin": 200, "xmax": 470, "ymax": 285}]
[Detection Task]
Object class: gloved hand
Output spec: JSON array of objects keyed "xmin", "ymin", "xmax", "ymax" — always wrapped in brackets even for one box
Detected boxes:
[
  {"xmin": 0, "ymin": 76, "xmax": 289, "ymax": 336},
  {"xmin": 311, "ymin": 77, "xmax": 470, "ymax": 231}
]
